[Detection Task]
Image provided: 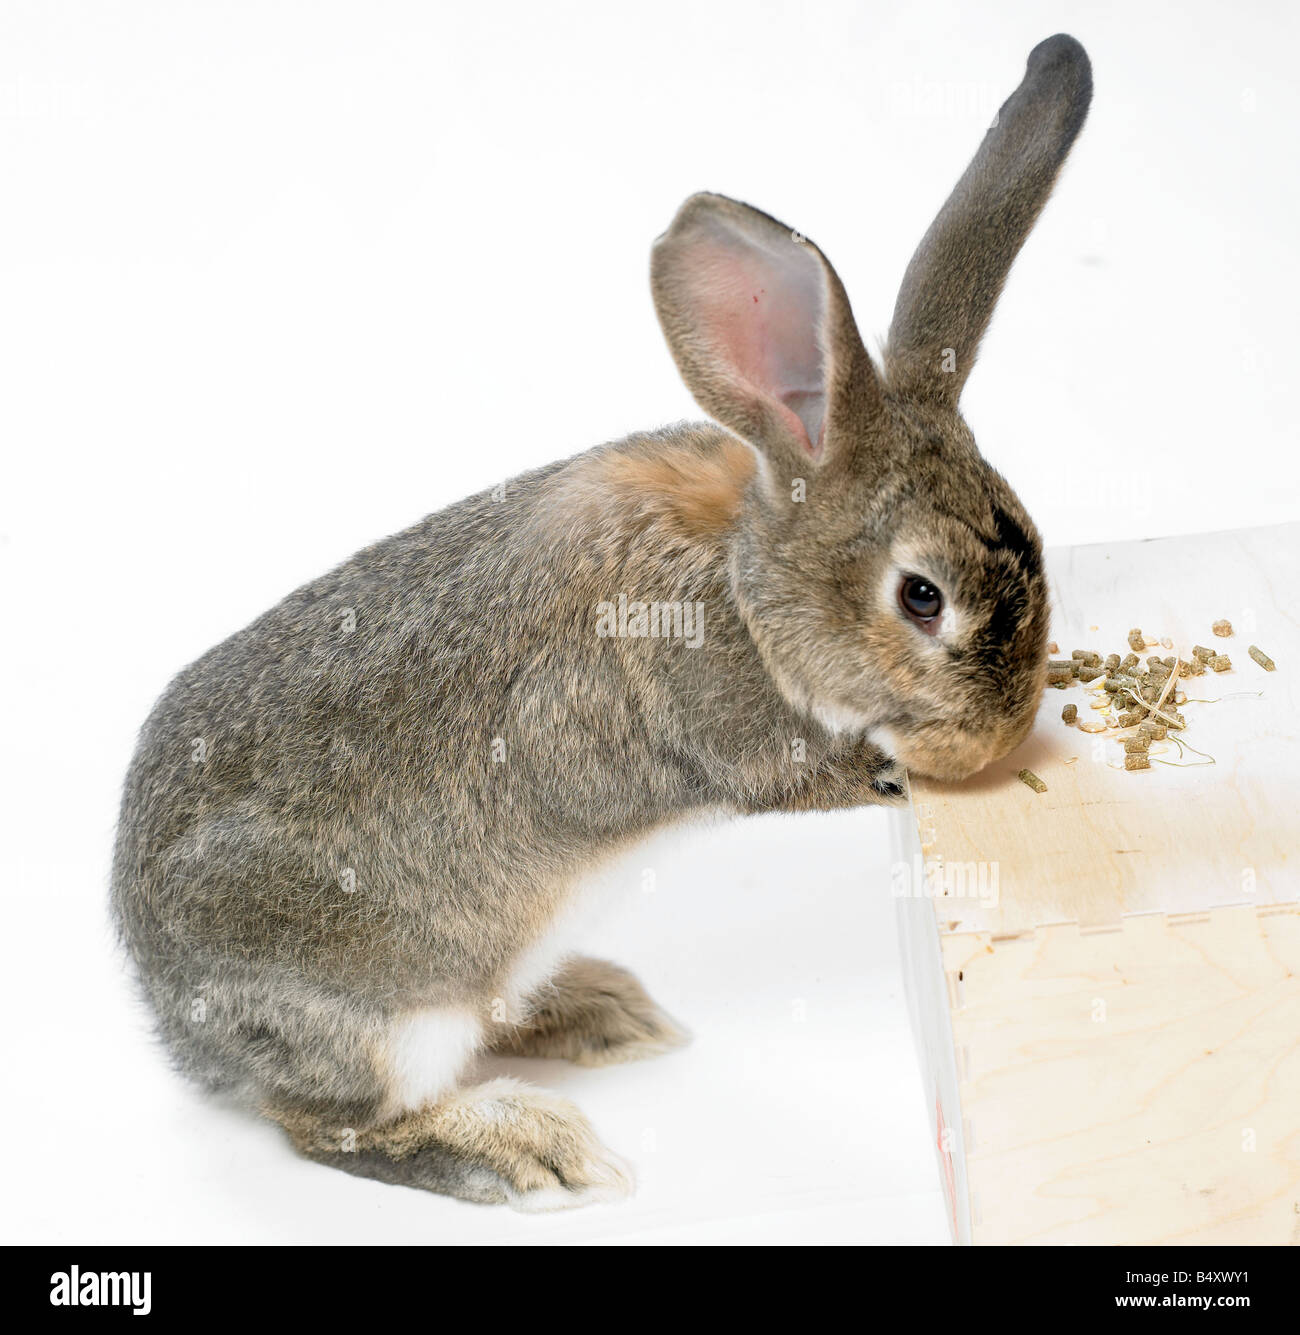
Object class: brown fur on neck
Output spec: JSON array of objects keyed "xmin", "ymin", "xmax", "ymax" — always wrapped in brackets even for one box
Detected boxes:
[{"xmin": 587, "ymin": 427, "xmax": 754, "ymax": 541}]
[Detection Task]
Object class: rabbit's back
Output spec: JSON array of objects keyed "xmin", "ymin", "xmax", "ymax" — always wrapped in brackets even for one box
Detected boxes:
[{"xmin": 111, "ymin": 426, "xmax": 772, "ymax": 1019}]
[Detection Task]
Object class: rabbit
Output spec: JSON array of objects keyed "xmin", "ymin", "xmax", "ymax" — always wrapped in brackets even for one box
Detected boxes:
[{"xmin": 111, "ymin": 34, "xmax": 1091, "ymax": 1209}]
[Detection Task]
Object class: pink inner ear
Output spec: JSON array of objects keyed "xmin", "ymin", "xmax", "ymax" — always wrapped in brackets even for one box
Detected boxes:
[{"xmin": 687, "ymin": 235, "xmax": 828, "ymax": 459}]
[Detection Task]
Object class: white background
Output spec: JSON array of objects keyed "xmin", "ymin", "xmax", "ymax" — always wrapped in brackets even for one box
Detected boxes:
[{"xmin": 2, "ymin": 0, "xmax": 1296, "ymax": 1244}]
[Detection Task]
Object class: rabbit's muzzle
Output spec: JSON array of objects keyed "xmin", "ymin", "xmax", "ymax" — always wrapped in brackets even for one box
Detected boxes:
[{"xmin": 881, "ymin": 700, "xmax": 1037, "ymax": 783}]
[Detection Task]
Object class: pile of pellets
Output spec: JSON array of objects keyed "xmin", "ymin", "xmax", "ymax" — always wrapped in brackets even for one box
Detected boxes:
[{"xmin": 1018, "ymin": 619, "xmax": 1276, "ymax": 794}]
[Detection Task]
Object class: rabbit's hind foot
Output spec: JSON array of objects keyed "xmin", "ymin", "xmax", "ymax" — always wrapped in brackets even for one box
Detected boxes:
[
  {"xmin": 491, "ymin": 955, "xmax": 690, "ymax": 1067},
  {"xmin": 270, "ymin": 1076, "xmax": 634, "ymax": 1211}
]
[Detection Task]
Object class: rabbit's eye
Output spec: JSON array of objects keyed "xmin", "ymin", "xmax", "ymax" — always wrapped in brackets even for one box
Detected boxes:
[{"xmin": 899, "ymin": 575, "xmax": 943, "ymax": 629}]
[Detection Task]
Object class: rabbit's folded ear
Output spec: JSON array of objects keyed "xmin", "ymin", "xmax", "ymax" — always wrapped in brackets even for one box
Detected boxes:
[
  {"xmin": 886, "ymin": 33, "xmax": 1092, "ymax": 403},
  {"xmin": 651, "ymin": 193, "xmax": 881, "ymax": 478}
]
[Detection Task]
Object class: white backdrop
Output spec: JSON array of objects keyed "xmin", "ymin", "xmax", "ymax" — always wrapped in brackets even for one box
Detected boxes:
[{"xmin": 2, "ymin": 0, "xmax": 1296, "ymax": 1244}]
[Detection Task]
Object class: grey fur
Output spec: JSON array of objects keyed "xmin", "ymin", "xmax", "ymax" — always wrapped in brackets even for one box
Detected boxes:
[
  {"xmin": 887, "ymin": 34, "xmax": 1093, "ymax": 399},
  {"xmin": 112, "ymin": 35, "xmax": 1091, "ymax": 1205}
]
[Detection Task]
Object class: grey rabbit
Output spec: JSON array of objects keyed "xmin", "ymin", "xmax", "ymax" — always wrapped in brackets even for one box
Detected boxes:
[{"xmin": 112, "ymin": 35, "xmax": 1091, "ymax": 1208}]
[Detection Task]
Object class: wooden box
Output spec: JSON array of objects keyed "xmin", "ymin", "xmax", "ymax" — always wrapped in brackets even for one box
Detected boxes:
[{"xmin": 894, "ymin": 523, "xmax": 1300, "ymax": 1245}]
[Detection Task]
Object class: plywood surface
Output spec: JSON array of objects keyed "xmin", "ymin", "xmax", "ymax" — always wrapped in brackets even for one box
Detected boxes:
[
  {"xmin": 910, "ymin": 523, "xmax": 1299, "ymax": 936},
  {"xmin": 943, "ymin": 904, "xmax": 1300, "ymax": 1245}
]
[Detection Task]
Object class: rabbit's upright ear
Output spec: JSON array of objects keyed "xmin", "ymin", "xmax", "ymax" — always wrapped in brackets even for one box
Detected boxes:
[
  {"xmin": 886, "ymin": 34, "xmax": 1092, "ymax": 403},
  {"xmin": 652, "ymin": 193, "xmax": 882, "ymax": 478}
]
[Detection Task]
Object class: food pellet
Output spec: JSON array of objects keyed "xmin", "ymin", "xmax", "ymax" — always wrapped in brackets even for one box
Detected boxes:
[
  {"xmin": 1018, "ymin": 768, "xmax": 1047, "ymax": 794},
  {"xmin": 1211, "ymin": 655, "xmax": 1231, "ymax": 672},
  {"xmin": 1072, "ymin": 649, "xmax": 1102, "ymax": 666},
  {"xmin": 1140, "ymin": 721, "xmax": 1167, "ymax": 741},
  {"xmin": 1248, "ymin": 644, "xmax": 1276, "ymax": 672},
  {"xmin": 1104, "ymin": 654, "xmax": 1120, "ymax": 672},
  {"xmin": 1118, "ymin": 709, "xmax": 1142, "ymax": 728},
  {"xmin": 1121, "ymin": 653, "xmax": 1140, "ymax": 670},
  {"xmin": 1124, "ymin": 736, "xmax": 1149, "ymax": 754},
  {"xmin": 1077, "ymin": 665, "xmax": 1104, "ymax": 682},
  {"xmin": 1162, "ymin": 656, "xmax": 1177, "ymax": 669},
  {"xmin": 1124, "ymin": 753, "xmax": 1150, "ymax": 771},
  {"xmin": 1146, "ymin": 656, "xmax": 1165, "ymax": 670},
  {"xmin": 1128, "ymin": 628, "xmax": 1145, "ymax": 652},
  {"xmin": 1192, "ymin": 644, "xmax": 1214, "ymax": 662},
  {"xmin": 1047, "ymin": 659, "xmax": 1077, "ymax": 674},
  {"xmin": 1061, "ymin": 703, "xmax": 1078, "ymax": 724},
  {"xmin": 1047, "ymin": 671, "xmax": 1073, "ymax": 686},
  {"xmin": 1212, "ymin": 619, "xmax": 1233, "ymax": 637}
]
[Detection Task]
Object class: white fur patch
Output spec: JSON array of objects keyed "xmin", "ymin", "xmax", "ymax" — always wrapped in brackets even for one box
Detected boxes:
[
  {"xmin": 384, "ymin": 1008, "xmax": 483, "ymax": 1112},
  {"xmin": 811, "ymin": 700, "xmax": 875, "ymax": 736},
  {"xmin": 873, "ymin": 726, "xmax": 903, "ymax": 762}
]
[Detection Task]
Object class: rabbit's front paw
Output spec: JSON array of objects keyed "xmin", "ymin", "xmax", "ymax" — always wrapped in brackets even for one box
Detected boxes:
[
  {"xmin": 492, "ymin": 956, "xmax": 690, "ymax": 1068},
  {"xmin": 745, "ymin": 737, "xmax": 905, "ymax": 813}
]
